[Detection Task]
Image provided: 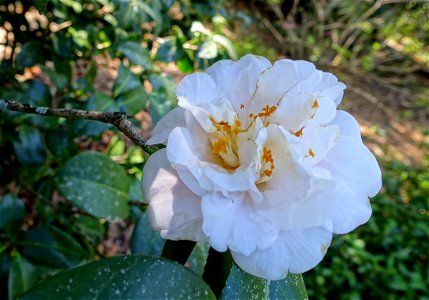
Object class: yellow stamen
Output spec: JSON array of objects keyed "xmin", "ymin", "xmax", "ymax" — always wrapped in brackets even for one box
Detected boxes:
[
  {"xmin": 308, "ymin": 148, "xmax": 315, "ymax": 158},
  {"xmin": 294, "ymin": 128, "xmax": 304, "ymax": 137},
  {"xmin": 312, "ymin": 100, "xmax": 319, "ymax": 109}
]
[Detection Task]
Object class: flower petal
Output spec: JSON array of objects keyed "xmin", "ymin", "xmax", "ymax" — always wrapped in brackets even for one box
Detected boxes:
[
  {"xmin": 141, "ymin": 149, "xmax": 205, "ymax": 241},
  {"xmin": 321, "ymin": 135, "xmax": 382, "ymax": 197},
  {"xmin": 201, "ymin": 193, "xmax": 278, "ymax": 255},
  {"xmin": 248, "ymin": 59, "xmax": 316, "ymax": 115},
  {"xmin": 232, "ymin": 227, "xmax": 332, "ymax": 280},
  {"xmin": 176, "ymin": 72, "xmax": 236, "ymax": 131},
  {"xmin": 323, "ymin": 184, "xmax": 372, "ymax": 234},
  {"xmin": 147, "ymin": 107, "xmax": 203, "ymax": 145},
  {"xmin": 330, "ymin": 110, "xmax": 362, "ymax": 142},
  {"xmin": 167, "ymin": 127, "xmax": 260, "ymax": 195},
  {"xmin": 311, "ymin": 72, "xmax": 346, "ymax": 106},
  {"xmin": 206, "ymin": 54, "xmax": 271, "ymax": 116}
]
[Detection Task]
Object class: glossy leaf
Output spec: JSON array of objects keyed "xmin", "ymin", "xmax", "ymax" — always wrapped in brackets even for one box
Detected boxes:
[
  {"xmin": 113, "ymin": 64, "xmax": 141, "ymax": 97},
  {"xmin": 8, "ymin": 253, "xmax": 52, "ymax": 300},
  {"xmin": 19, "ymin": 226, "xmax": 88, "ymax": 268},
  {"xmin": 118, "ymin": 41, "xmax": 152, "ymax": 69},
  {"xmin": 15, "ymin": 42, "xmax": 43, "ymax": 70},
  {"xmin": 56, "ymin": 152, "xmax": 130, "ymax": 219},
  {"xmin": 115, "ymin": 85, "xmax": 147, "ymax": 115},
  {"xmin": 221, "ymin": 264, "xmax": 308, "ymax": 300},
  {"xmin": 130, "ymin": 212, "xmax": 164, "ymax": 256},
  {"xmin": 21, "ymin": 255, "xmax": 216, "ymax": 299},
  {"xmin": 12, "ymin": 126, "xmax": 46, "ymax": 166},
  {"xmin": 0, "ymin": 194, "xmax": 24, "ymax": 230}
]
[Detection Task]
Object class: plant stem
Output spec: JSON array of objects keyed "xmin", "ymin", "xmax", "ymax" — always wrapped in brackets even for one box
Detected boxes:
[
  {"xmin": 161, "ymin": 239, "xmax": 196, "ymax": 265},
  {"xmin": 0, "ymin": 99, "xmax": 157, "ymax": 152},
  {"xmin": 202, "ymin": 248, "xmax": 233, "ymax": 299}
]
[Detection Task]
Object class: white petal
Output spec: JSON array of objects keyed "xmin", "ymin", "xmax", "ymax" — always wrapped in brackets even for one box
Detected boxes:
[
  {"xmin": 141, "ymin": 149, "xmax": 205, "ymax": 241},
  {"xmin": 271, "ymin": 91, "xmax": 315, "ymax": 133},
  {"xmin": 147, "ymin": 107, "xmax": 202, "ymax": 145},
  {"xmin": 311, "ymin": 72, "xmax": 346, "ymax": 105},
  {"xmin": 201, "ymin": 193, "xmax": 278, "ymax": 255},
  {"xmin": 302, "ymin": 125, "xmax": 340, "ymax": 167},
  {"xmin": 248, "ymin": 59, "xmax": 316, "ymax": 115},
  {"xmin": 176, "ymin": 72, "xmax": 236, "ymax": 131},
  {"xmin": 232, "ymin": 227, "xmax": 332, "ymax": 280},
  {"xmin": 323, "ymin": 184, "xmax": 372, "ymax": 234},
  {"xmin": 206, "ymin": 54, "xmax": 271, "ymax": 116},
  {"xmin": 330, "ymin": 110, "xmax": 362, "ymax": 142},
  {"xmin": 167, "ymin": 127, "xmax": 260, "ymax": 195},
  {"xmin": 321, "ymin": 135, "xmax": 382, "ymax": 197}
]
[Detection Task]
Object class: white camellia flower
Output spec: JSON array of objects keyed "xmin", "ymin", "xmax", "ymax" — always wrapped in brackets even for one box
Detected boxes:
[{"xmin": 142, "ymin": 55, "xmax": 382, "ymax": 280}]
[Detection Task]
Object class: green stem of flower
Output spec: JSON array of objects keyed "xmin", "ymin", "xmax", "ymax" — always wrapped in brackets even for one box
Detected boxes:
[
  {"xmin": 202, "ymin": 247, "xmax": 233, "ymax": 299},
  {"xmin": 161, "ymin": 239, "xmax": 196, "ymax": 265}
]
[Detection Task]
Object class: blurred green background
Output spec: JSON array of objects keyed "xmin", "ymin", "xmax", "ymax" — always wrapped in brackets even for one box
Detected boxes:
[{"xmin": 0, "ymin": 0, "xmax": 428, "ymax": 299}]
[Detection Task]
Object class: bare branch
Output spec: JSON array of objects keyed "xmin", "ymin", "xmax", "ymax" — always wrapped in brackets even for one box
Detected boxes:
[{"xmin": 0, "ymin": 99, "xmax": 157, "ymax": 152}]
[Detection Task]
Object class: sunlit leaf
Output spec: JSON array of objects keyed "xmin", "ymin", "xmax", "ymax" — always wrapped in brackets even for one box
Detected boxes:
[
  {"xmin": 21, "ymin": 255, "xmax": 216, "ymax": 299},
  {"xmin": 56, "ymin": 152, "xmax": 130, "ymax": 219}
]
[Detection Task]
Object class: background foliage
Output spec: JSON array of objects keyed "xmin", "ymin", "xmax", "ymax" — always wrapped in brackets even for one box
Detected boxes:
[{"xmin": 0, "ymin": 0, "xmax": 428, "ymax": 299}]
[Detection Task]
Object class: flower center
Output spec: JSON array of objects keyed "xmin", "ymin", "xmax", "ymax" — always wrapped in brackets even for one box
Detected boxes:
[{"xmin": 209, "ymin": 118, "xmax": 242, "ymax": 169}]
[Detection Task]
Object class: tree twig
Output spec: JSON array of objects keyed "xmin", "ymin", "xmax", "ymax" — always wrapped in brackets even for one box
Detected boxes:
[{"xmin": 0, "ymin": 99, "xmax": 156, "ymax": 151}]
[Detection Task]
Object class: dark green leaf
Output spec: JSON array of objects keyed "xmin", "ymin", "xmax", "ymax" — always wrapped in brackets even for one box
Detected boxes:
[
  {"xmin": 71, "ymin": 120, "xmax": 109, "ymax": 137},
  {"xmin": 221, "ymin": 264, "xmax": 307, "ymax": 300},
  {"xmin": 33, "ymin": 0, "xmax": 49, "ymax": 14},
  {"xmin": 8, "ymin": 252, "xmax": 38, "ymax": 299},
  {"xmin": 117, "ymin": 41, "xmax": 152, "ymax": 69},
  {"xmin": 128, "ymin": 177, "xmax": 144, "ymax": 202},
  {"xmin": 0, "ymin": 194, "xmax": 24, "ymax": 229},
  {"xmin": 113, "ymin": 64, "xmax": 141, "ymax": 97},
  {"xmin": 39, "ymin": 67, "xmax": 67, "ymax": 90},
  {"xmin": 25, "ymin": 81, "xmax": 50, "ymax": 107},
  {"xmin": 115, "ymin": 85, "xmax": 147, "ymax": 115},
  {"xmin": 19, "ymin": 226, "xmax": 88, "ymax": 268},
  {"xmin": 56, "ymin": 152, "xmax": 130, "ymax": 219},
  {"xmin": 269, "ymin": 274, "xmax": 308, "ymax": 299},
  {"xmin": 156, "ymin": 37, "xmax": 182, "ymax": 62},
  {"xmin": 15, "ymin": 42, "xmax": 43, "ymax": 70},
  {"xmin": 188, "ymin": 243, "xmax": 209, "ymax": 275},
  {"xmin": 46, "ymin": 127, "xmax": 75, "ymax": 157},
  {"xmin": 149, "ymin": 93, "xmax": 175, "ymax": 124},
  {"xmin": 130, "ymin": 211, "xmax": 164, "ymax": 255},
  {"xmin": 12, "ymin": 126, "xmax": 46, "ymax": 166},
  {"xmin": 21, "ymin": 255, "xmax": 216, "ymax": 299}
]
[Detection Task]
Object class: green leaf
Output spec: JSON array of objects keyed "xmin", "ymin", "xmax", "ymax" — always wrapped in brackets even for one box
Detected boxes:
[
  {"xmin": 113, "ymin": 64, "xmax": 141, "ymax": 97},
  {"xmin": 19, "ymin": 226, "xmax": 88, "ymax": 268},
  {"xmin": 128, "ymin": 177, "xmax": 144, "ymax": 202},
  {"xmin": 149, "ymin": 93, "xmax": 174, "ymax": 124},
  {"xmin": 0, "ymin": 194, "xmax": 25, "ymax": 229},
  {"xmin": 221, "ymin": 264, "xmax": 308, "ymax": 300},
  {"xmin": 115, "ymin": 85, "xmax": 147, "ymax": 115},
  {"xmin": 33, "ymin": 0, "xmax": 48, "ymax": 14},
  {"xmin": 56, "ymin": 152, "xmax": 130, "ymax": 219},
  {"xmin": 21, "ymin": 255, "xmax": 216, "ymax": 299},
  {"xmin": 15, "ymin": 42, "xmax": 43, "ymax": 70},
  {"xmin": 156, "ymin": 37, "xmax": 182, "ymax": 62},
  {"xmin": 269, "ymin": 274, "xmax": 308, "ymax": 299},
  {"xmin": 117, "ymin": 41, "xmax": 152, "ymax": 69},
  {"xmin": 8, "ymin": 252, "xmax": 39, "ymax": 299},
  {"xmin": 130, "ymin": 211, "xmax": 164, "ymax": 256},
  {"xmin": 188, "ymin": 243, "xmax": 210, "ymax": 275},
  {"xmin": 25, "ymin": 81, "xmax": 50, "ymax": 107},
  {"xmin": 12, "ymin": 126, "xmax": 46, "ymax": 166}
]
